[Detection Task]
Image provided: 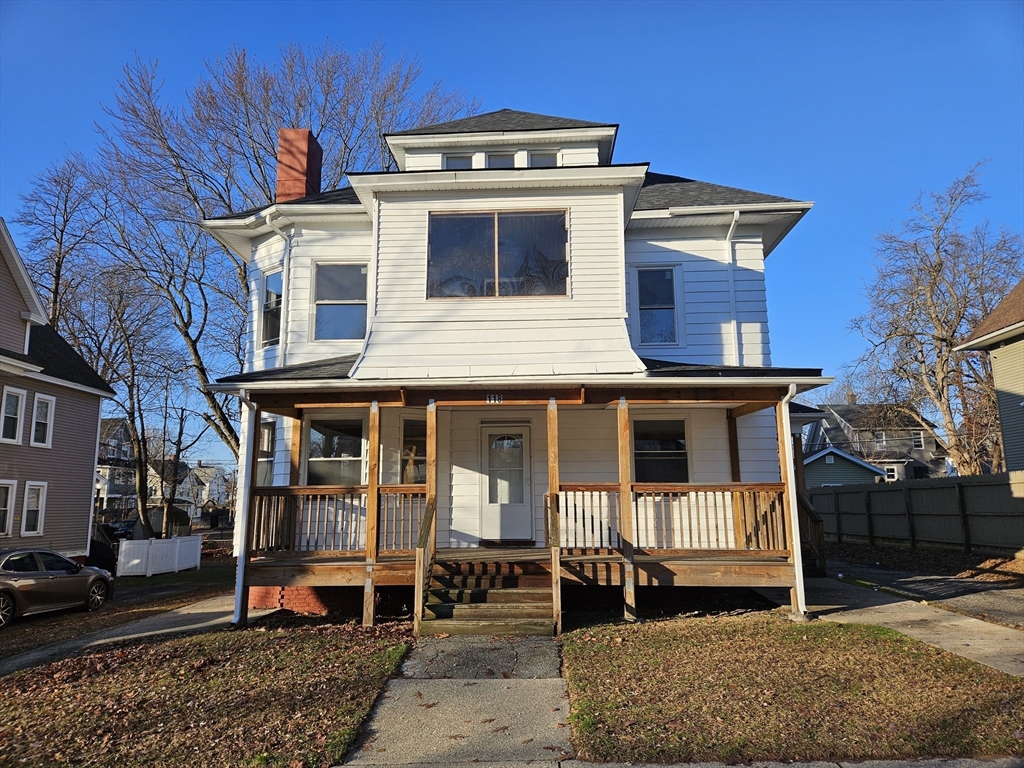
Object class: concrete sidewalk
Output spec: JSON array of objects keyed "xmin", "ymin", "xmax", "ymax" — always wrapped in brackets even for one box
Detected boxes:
[
  {"xmin": 0, "ymin": 593, "xmax": 275, "ymax": 677},
  {"xmin": 351, "ymin": 761, "xmax": 1023, "ymax": 768},
  {"xmin": 346, "ymin": 636, "xmax": 572, "ymax": 765}
]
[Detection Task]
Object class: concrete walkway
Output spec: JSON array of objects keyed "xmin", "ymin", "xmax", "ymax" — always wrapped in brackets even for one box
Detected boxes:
[
  {"xmin": 798, "ymin": 577, "xmax": 1024, "ymax": 677},
  {"xmin": 346, "ymin": 636, "xmax": 573, "ymax": 765},
  {"xmin": 0, "ymin": 593, "xmax": 275, "ymax": 677}
]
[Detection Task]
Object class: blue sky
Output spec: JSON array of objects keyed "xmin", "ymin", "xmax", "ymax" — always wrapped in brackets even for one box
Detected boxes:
[{"xmin": 2, "ymin": 0, "xmax": 1022, "ymax": 379}]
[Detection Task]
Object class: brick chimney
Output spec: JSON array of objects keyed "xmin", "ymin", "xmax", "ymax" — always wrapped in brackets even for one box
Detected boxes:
[{"xmin": 276, "ymin": 128, "xmax": 323, "ymax": 203}]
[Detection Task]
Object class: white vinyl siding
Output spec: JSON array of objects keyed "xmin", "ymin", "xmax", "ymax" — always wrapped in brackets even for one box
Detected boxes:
[
  {"xmin": 625, "ymin": 229, "xmax": 771, "ymax": 365},
  {"xmin": 354, "ymin": 189, "xmax": 642, "ymax": 379}
]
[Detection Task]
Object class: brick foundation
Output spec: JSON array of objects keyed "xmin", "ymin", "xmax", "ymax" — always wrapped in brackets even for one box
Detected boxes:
[{"xmin": 248, "ymin": 585, "xmax": 413, "ymax": 617}]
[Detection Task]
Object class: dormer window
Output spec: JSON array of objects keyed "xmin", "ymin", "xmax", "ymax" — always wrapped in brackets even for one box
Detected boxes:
[
  {"xmin": 444, "ymin": 155, "xmax": 473, "ymax": 170},
  {"xmin": 486, "ymin": 153, "xmax": 515, "ymax": 169},
  {"xmin": 427, "ymin": 211, "xmax": 567, "ymax": 298},
  {"xmin": 529, "ymin": 152, "xmax": 557, "ymax": 168}
]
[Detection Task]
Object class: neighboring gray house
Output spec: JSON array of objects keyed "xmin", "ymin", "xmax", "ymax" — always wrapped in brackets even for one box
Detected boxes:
[
  {"xmin": 803, "ymin": 446, "xmax": 886, "ymax": 488},
  {"xmin": 803, "ymin": 401, "xmax": 948, "ymax": 482},
  {"xmin": 0, "ymin": 218, "xmax": 115, "ymax": 557},
  {"xmin": 96, "ymin": 417, "xmax": 137, "ymax": 515},
  {"xmin": 957, "ymin": 278, "xmax": 1024, "ymax": 473}
]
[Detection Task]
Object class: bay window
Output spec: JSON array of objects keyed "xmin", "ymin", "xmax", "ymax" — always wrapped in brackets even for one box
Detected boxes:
[{"xmin": 427, "ymin": 211, "xmax": 567, "ymax": 298}]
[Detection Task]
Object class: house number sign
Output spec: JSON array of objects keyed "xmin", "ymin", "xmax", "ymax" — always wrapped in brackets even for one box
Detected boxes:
[{"xmin": 486, "ymin": 394, "xmax": 503, "ymax": 404}]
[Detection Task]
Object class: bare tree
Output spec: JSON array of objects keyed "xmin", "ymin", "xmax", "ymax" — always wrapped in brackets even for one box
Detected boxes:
[
  {"xmin": 94, "ymin": 41, "xmax": 476, "ymax": 459},
  {"xmin": 852, "ymin": 166, "xmax": 1023, "ymax": 475}
]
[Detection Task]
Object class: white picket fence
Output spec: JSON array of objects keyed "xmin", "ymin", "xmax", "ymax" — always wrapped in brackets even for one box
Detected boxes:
[{"xmin": 117, "ymin": 536, "xmax": 203, "ymax": 577}]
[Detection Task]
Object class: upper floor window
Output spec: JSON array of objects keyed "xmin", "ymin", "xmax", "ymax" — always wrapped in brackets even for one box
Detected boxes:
[
  {"xmin": 633, "ymin": 420, "xmax": 688, "ymax": 483},
  {"xmin": 1, "ymin": 386, "xmax": 25, "ymax": 444},
  {"xmin": 444, "ymin": 155, "xmax": 473, "ymax": 170},
  {"xmin": 637, "ymin": 268, "xmax": 677, "ymax": 344},
  {"xmin": 261, "ymin": 270, "xmax": 283, "ymax": 348},
  {"xmin": 314, "ymin": 264, "xmax": 367, "ymax": 340},
  {"xmin": 427, "ymin": 212, "xmax": 567, "ymax": 298},
  {"xmin": 912, "ymin": 430, "xmax": 925, "ymax": 449},
  {"xmin": 529, "ymin": 152, "xmax": 557, "ymax": 168},
  {"xmin": 884, "ymin": 467, "xmax": 898, "ymax": 482},
  {"xmin": 30, "ymin": 394, "xmax": 55, "ymax": 448},
  {"xmin": 487, "ymin": 153, "xmax": 515, "ymax": 169}
]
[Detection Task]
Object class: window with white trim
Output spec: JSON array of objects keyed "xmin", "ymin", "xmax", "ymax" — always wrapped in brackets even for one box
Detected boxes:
[
  {"xmin": 261, "ymin": 270, "xmax": 283, "ymax": 348},
  {"xmin": 911, "ymin": 430, "xmax": 924, "ymax": 449},
  {"xmin": 486, "ymin": 153, "xmax": 515, "ymax": 169},
  {"xmin": 884, "ymin": 467, "xmax": 898, "ymax": 482},
  {"xmin": 427, "ymin": 211, "xmax": 568, "ymax": 298},
  {"xmin": 256, "ymin": 420, "xmax": 276, "ymax": 486},
  {"xmin": 636, "ymin": 268, "xmax": 677, "ymax": 344},
  {"xmin": 306, "ymin": 418, "xmax": 364, "ymax": 486},
  {"xmin": 1, "ymin": 386, "xmax": 26, "ymax": 444},
  {"xmin": 633, "ymin": 420, "xmax": 689, "ymax": 483},
  {"xmin": 444, "ymin": 155, "xmax": 473, "ymax": 170},
  {"xmin": 528, "ymin": 152, "xmax": 557, "ymax": 168},
  {"xmin": 21, "ymin": 481, "xmax": 46, "ymax": 536},
  {"xmin": 0, "ymin": 481, "xmax": 14, "ymax": 536},
  {"xmin": 30, "ymin": 394, "xmax": 55, "ymax": 448},
  {"xmin": 314, "ymin": 264, "xmax": 367, "ymax": 340}
]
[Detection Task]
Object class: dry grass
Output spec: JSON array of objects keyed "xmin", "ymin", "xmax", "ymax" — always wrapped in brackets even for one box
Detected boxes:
[
  {"xmin": 0, "ymin": 614, "xmax": 410, "ymax": 768},
  {"xmin": 563, "ymin": 614, "xmax": 1024, "ymax": 763},
  {"xmin": 827, "ymin": 542, "xmax": 1024, "ymax": 584}
]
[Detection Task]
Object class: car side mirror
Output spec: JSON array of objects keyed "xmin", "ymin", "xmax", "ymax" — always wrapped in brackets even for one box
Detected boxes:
[{"xmin": 73, "ymin": 562, "xmax": 83, "ymax": 573}]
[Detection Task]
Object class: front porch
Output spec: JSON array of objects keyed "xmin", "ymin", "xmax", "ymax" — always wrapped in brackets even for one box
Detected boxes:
[{"xmin": 234, "ymin": 382, "xmax": 820, "ymax": 634}]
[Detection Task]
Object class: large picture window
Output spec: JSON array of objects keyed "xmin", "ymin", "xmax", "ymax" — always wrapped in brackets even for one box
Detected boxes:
[
  {"xmin": 314, "ymin": 264, "xmax": 367, "ymax": 340},
  {"xmin": 427, "ymin": 212, "xmax": 567, "ymax": 298},
  {"xmin": 633, "ymin": 421, "xmax": 688, "ymax": 483},
  {"xmin": 306, "ymin": 419, "xmax": 364, "ymax": 486}
]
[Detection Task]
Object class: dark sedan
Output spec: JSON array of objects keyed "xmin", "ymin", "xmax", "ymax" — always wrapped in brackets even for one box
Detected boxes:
[{"xmin": 0, "ymin": 549, "xmax": 114, "ymax": 629}]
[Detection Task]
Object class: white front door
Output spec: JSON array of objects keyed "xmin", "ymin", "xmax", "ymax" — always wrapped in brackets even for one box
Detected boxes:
[{"xmin": 480, "ymin": 427, "xmax": 533, "ymax": 541}]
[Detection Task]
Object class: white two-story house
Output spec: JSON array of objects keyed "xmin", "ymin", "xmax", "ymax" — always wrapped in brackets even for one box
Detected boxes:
[{"xmin": 204, "ymin": 110, "xmax": 828, "ymax": 634}]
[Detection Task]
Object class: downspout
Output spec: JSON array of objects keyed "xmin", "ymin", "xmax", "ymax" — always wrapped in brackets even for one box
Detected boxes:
[
  {"xmin": 780, "ymin": 383, "xmax": 807, "ymax": 616},
  {"xmin": 725, "ymin": 210, "xmax": 741, "ymax": 366},
  {"xmin": 264, "ymin": 214, "xmax": 292, "ymax": 367},
  {"xmin": 232, "ymin": 388, "xmax": 257, "ymax": 627}
]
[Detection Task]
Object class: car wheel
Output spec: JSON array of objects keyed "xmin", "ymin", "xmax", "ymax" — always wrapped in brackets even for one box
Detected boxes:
[
  {"xmin": 0, "ymin": 592, "xmax": 14, "ymax": 629},
  {"xmin": 87, "ymin": 581, "xmax": 109, "ymax": 611}
]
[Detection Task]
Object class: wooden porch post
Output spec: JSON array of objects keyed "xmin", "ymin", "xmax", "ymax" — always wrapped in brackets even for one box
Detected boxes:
[
  {"xmin": 363, "ymin": 401, "xmax": 381, "ymax": 627},
  {"xmin": 547, "ymin": 398, "xmax": 562, "ymax": 634},
  {"xmin": 775, "ymin": 398, "xmax": 806, "ymax": 616},
  {"xmin": 617, "ymin": 397, "xmax": 637, "ymax": 621},
  {"xmin": 727, "ymin": 410, "xmax": 742, "ymax": 483},
  {"xmin": 414, "ymin": 400, "xmax": 438, "ymax": 634},
  {"xmin": 234, "ymin": 403, "xmax": 262, "ymax": 628},
  {"xmin": 289, "ymin": 413, "xmax": 303, "ymax": 485}
]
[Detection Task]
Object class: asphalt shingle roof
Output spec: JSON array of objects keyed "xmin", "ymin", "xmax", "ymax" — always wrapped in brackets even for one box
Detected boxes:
[
  {"xmin": 640, "ymin": 359, "xmax": 822, "ymax": 378},
  {"xmin": 635, "ymin": 172, "xmax": 797, "ymax": 210},
  {"xmin": 217, "ymin": 354, "xmax": 359, "ymax": 385},
  {"xmin": 388, "ymin": 109, "xmax": 615, "ymax": 136},
  {"xmin": 26, "ymin": 324, "xmax": 114, "ymax": 394},
  {"xmin": 209, "ymin": 187, "xmax": 361, "ymax": 221},
  {"xmin": 962, "ymin": 277, "xmax": 1024, "ymax": 345}
]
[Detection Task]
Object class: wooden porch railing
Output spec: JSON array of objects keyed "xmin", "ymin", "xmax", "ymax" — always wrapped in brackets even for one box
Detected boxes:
[
  {"xmin": 250, "ymin": 485, "xmax": 426, "ymax": 555},
  {"xmin": 558, "ymin": 482, "xmax": 788, "ymax": 553},
  {"xmin": 413, "ymin": 497, "xmax": 437, "ymax": 635}
]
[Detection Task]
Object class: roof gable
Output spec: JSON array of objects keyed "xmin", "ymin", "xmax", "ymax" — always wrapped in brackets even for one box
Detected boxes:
[
  {"xmin": 960, "ymin": 277, "xmax": 1024, "ymax": 349},
  {"xmin": 0, "ymin": 218, "xmax": 48, "ymax": 325},
  {"xmin": 387, "ymin": 109, "xmax": 615, "ymax": 137}
]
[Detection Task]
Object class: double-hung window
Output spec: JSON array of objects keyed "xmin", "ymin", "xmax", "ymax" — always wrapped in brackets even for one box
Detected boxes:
[
  {"xmin": 633, "ymin": 421, "xmax": 689, "ymax": 483},
  {"xmin": 30, "ymin": 394, "xmax": 55, "ymax": 448},
  {"xmin": 256, "ymin": 421, "xmax": 276, "ymax": 486},
  {"xmin": 0, "ymin": 481, "xmax": 13, "ymax": 536},
  {"xmin": 636, "ymin": 268, "xmax": 677, "ymax": 345},
  {"xmin": 21, "ymin": 482, "xmax": 46, "ymax": 536},
  {"xmin": 306, "ymin": 419, "xmax": 364, "ymax": 486},
  {"xmin": 427, "ymin": 211, "xmax": 567, "ymax": 298},
  {"xmin": 911, "ymin": 430, "xmax": 925, "ymax": 449},
  {"xmin": 261, "ymin": 270, "xmax": 283, "ymax": 347},
  {"xmin": 1, "ymin": 386, "xmax": 25, "ymax": 444},
  {"xmin": 314, "ymin": 264, "xmax": 367, "ymax": 340}
]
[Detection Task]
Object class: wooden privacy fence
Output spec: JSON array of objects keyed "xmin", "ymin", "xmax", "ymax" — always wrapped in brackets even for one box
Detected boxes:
[{"xmin": 808, "ymin": 472, "xmax": 1024, "ymax": 555}]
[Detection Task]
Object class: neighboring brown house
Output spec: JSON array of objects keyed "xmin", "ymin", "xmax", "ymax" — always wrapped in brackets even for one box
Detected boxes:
[
  {"xmin": 958, "ymin": 278, "xmax": 1024, "ymax": 472},
  {"xmin": 0, "ymin": 218, "xmax": 114, "ymax": 557}
]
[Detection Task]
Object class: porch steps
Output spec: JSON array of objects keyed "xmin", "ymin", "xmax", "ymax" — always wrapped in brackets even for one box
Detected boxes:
[{"xmin": 419, "ymin": 557, "xmax": 556, "ymax": 636}]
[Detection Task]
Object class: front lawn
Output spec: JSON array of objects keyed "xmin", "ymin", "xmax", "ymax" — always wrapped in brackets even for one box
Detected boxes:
[
  {"xmin": 563, "ymin": 614, "xmax": 1024, "ymax": 763},
  {"xmin": 0, "ymin": 614, "xmax": 410, "ymax": 767}
]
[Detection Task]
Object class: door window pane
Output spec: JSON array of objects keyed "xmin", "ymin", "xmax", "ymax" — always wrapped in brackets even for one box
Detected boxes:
[
  {"xmin": 39, "ymin": 552, "xmax": 75, "ymax": 572},
  {"xmin": 633, "ymin": 421, "xmax": 688, "ymax": 482},
  {"xmin": 401, "ymin": 419, "xmax": 427, "ymax": 484},
  {"xmin": 2, "ymin": 553, "xmax": 38, "ymax": 573},
  {"xmin": 488, "ymin": 434, "xmax": 524, "ymax": 504},
  {"xmin": 307, "ymin": 420, "xmax": 363, "ymax": 486},
  {"xmin": 638, "ymin": 269, "xmax": 676, "ymax": 344}
]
